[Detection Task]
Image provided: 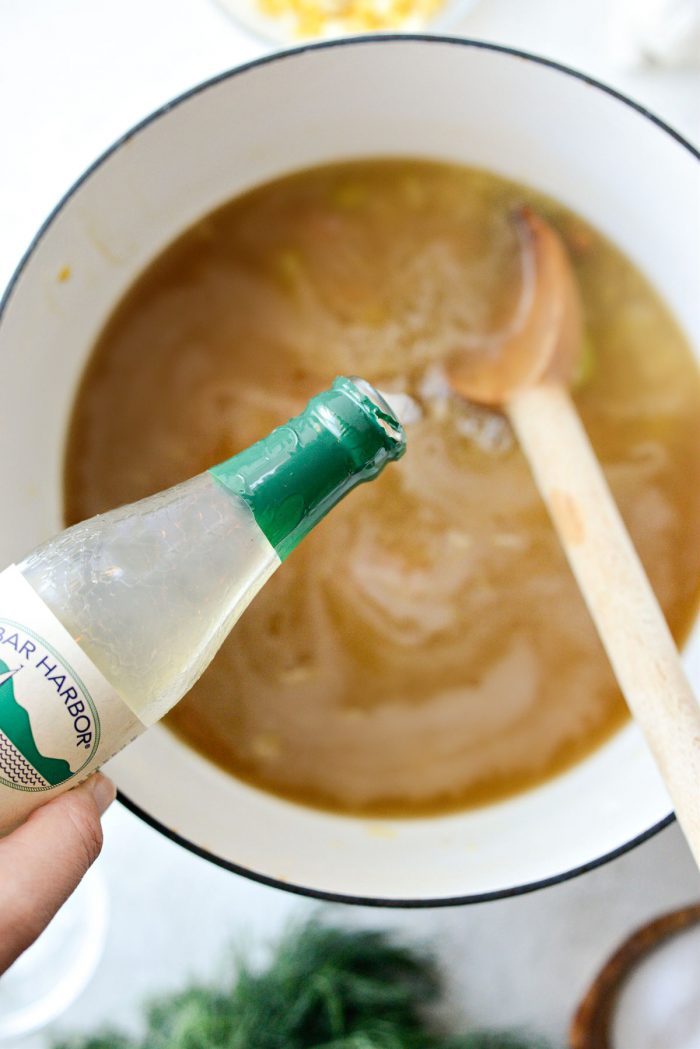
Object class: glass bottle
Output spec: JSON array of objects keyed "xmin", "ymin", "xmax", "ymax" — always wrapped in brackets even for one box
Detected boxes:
[{"xmin": 0, "ymin": 376, "xmax": 404, "ymax": 830}]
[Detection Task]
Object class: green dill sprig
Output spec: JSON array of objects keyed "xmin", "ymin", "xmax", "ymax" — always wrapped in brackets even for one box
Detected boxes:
[{"xmin": 53, "ymin": 922, "xmax": 554, "ymax": 1049}]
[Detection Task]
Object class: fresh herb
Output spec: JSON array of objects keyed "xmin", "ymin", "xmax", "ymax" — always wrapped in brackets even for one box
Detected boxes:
[{"xmin": 53, "ymin": 922, "xmax": 554, "ymax": 1049}]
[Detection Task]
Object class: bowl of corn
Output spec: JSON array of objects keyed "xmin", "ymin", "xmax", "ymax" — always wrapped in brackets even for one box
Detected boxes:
[{"xmin": 214, "ymin": 0, "xmax": 479, "ymax": 45}]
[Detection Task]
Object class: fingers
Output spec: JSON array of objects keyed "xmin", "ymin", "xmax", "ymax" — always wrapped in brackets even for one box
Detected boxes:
[{"xmin": 0, "ymin": 773, "xmax": 115, "ymax": 973}]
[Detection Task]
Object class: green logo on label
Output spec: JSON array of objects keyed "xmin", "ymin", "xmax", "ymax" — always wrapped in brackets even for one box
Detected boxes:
[
  {"xmin": 0, "ymin": 622, "xmax": 101, "ymax": 793},
  {"xmin": 0, "ymin": 662, "xmax": 72, "ymax": 787}
]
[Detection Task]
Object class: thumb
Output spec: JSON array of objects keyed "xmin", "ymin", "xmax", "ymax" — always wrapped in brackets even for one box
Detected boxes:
[{"xmin": 0, "ymin": 773, "xmax": 115, "ymax": 973}]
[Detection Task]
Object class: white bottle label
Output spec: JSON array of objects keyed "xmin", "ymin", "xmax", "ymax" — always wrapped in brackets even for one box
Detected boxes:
[{"xmin": 0, "ymin": 565, "xmax": 142, "ymax": 829}]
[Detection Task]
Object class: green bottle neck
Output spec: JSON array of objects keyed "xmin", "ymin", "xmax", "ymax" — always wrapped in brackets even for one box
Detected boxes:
[{"xmin": 209, "ymin": 377, "xmax": 405, "ymax": 561}]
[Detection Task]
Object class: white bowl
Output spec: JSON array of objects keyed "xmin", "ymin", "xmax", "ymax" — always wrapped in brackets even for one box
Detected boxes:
[
  {"xmin": 1, "ymin": 37, "xmax": 698, "ymax": 906},
  {"xmin": 211, "ymin": 0, "xmax": 481, "ymax": 47}
]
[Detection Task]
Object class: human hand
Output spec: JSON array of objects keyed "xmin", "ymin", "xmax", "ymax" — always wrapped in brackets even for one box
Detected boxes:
[{"xmin": 0, "ymin": 773, "xmax": 115, "ymax": 974}]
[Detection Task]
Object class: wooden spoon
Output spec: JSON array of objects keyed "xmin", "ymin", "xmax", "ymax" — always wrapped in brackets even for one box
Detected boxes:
[{"xmin": 448, "ymin": 207, "xmax": 700, "ymax": 867}]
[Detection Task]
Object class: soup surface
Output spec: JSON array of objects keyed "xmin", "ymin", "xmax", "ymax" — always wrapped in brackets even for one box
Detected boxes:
[{"xmin": 65, "ymin": 161, "xmax": 700, "ymax": 817}]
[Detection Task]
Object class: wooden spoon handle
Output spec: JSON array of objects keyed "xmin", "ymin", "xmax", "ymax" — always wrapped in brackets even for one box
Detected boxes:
[{"xmin": 508, "ymin": 382, "xmax": 700, "ymax": 867}]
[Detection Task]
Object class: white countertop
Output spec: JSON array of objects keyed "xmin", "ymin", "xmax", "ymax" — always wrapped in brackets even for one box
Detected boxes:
[{"xmin": 1, "ymin": 1, "xmax": 699, "ymax": 1045}]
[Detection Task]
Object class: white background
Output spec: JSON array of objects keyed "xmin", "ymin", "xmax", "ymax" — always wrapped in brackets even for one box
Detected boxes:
[{"xmin": 1, "ymin": 1, "xmax": 699, "ymax": 1045}]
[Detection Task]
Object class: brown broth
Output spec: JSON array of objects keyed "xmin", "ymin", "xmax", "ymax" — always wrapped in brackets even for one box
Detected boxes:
[{"xmin": 64, "ymin": 160, "xmax": 700, "ymax": 817}]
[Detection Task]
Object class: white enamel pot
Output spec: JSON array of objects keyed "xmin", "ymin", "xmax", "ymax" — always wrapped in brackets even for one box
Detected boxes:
[{"xmin": 1, "ymin": 37, "xmax": 698, "ymax": 905}]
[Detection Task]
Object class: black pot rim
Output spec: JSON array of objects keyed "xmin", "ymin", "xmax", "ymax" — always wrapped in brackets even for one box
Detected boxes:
[
  {"xmin": 117, "ymin": 787, "xmax": 675, "ymax": 907},
  {"xmin": 3, "ymin": 34, "xmax": 693, "ymax": 908}
]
